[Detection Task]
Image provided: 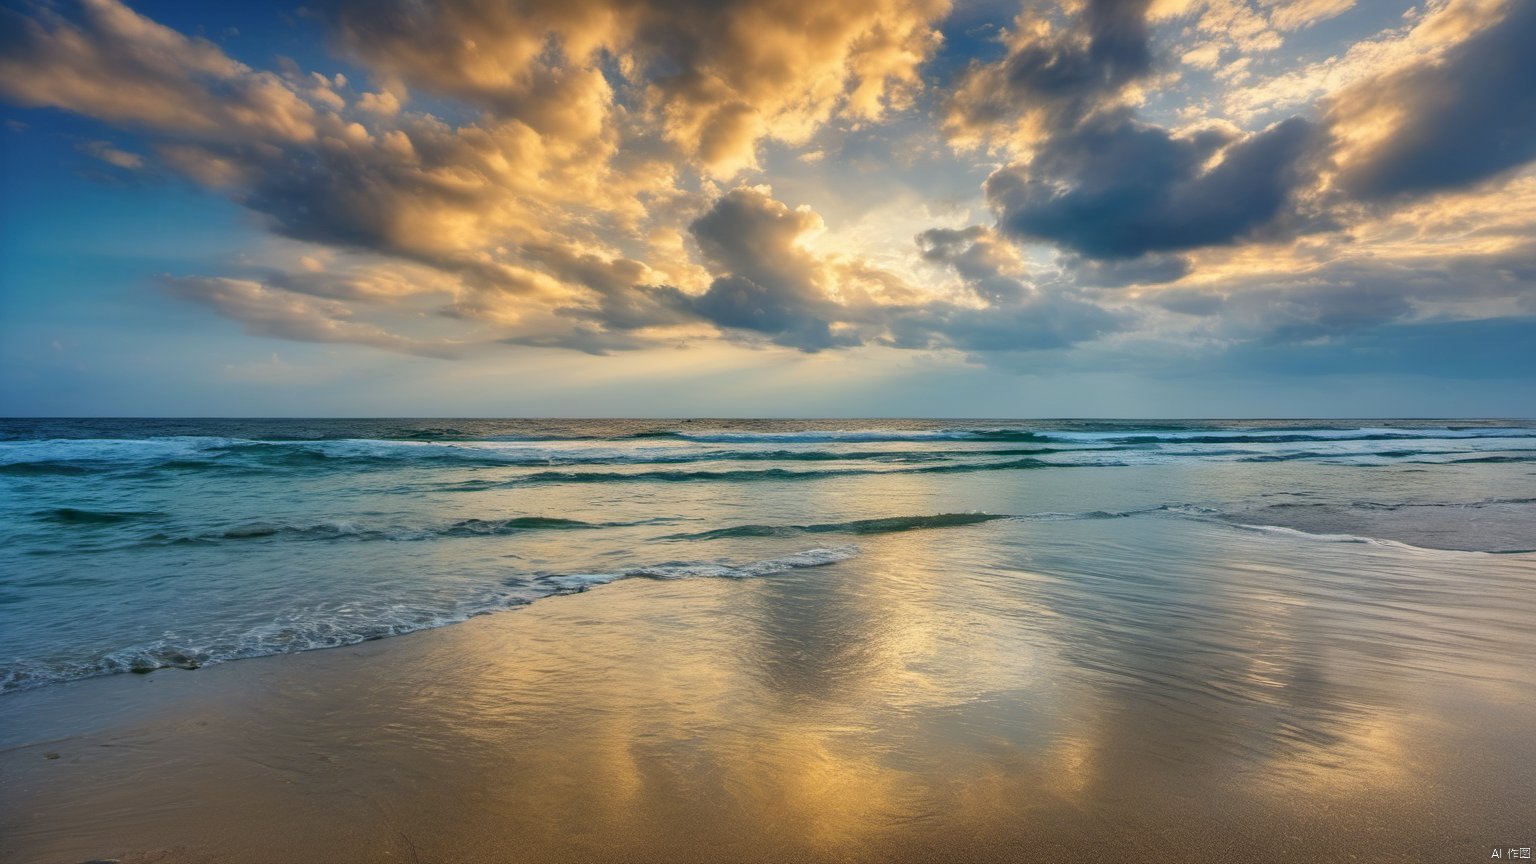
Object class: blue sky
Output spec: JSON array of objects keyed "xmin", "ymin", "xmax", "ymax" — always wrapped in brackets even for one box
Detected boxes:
[{"xmin": 1, "ymin": 0, "xmax": 1532, "ymax": 417}]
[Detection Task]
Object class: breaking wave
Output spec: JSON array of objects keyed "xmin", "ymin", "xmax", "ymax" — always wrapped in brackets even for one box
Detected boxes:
[{"xmin": 0, "ymin": 545, "xmax": 860, "ymax": 693}]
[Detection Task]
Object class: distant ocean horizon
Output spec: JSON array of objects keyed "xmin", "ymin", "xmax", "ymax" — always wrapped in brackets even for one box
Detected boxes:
[{"xmin": 4, "ymin": 416, "xmax": 1533, "ymax": 694}]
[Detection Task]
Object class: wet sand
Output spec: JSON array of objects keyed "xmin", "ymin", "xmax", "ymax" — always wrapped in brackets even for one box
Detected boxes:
[{"xmin": 3, "ymin": 529, "xmax": 1534, "ymax": 863}]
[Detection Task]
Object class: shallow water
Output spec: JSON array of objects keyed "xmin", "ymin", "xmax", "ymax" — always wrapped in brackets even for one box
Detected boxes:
[{"xmin": 2, "ymin": 418, "xmax": 1533, "ymax": 691}]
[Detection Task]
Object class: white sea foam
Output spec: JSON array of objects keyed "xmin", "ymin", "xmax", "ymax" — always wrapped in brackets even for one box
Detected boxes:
[
  {"xmin": 1226, "ymin": 522, "xmax": 1431, "ymax": 551},
  {"xmin": 542, "ymin": 545, "xmax": 860, "ymax": 590},
  {"xmin": 0, "ymin": 546, "xmax": 862, "ymax": 693},
  {"xmin": 0, "ymin": 436, "xmax": 241, "ymax": 464}
]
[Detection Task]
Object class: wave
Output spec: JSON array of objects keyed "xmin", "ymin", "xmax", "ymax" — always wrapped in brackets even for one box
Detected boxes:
[
  {"xmin": 1224, "ymin": 522, "xmax": 1430, "ymax": 550},
  {"xmin": 0, "ymin": 545, "xmax": 859, "ymax": 693},
  {"xmin": 257, "ymin": 441, "xmax": 1039, "ymax": 469},
  {"xmin": 52, "ymin": 506, "xmax": 1164, "ymax": 549},
  {"xmin": 137, "ymin": 515, "xmax": 622, "ymax": 545},
  {"xmin": 216, "ymin": 427, "xmax": 481, "ymax": 442},
  {"xmin": 1356, "ymin": 497, "xmax": 1536, "ymax": 509},
  {"xmin": 538, "ymin": 545, "xmax": 859, "ymax": 590},
  {"xmin": 1051, "ymin": 428, "xmax": 1536, "ymax": 444},
  {"xmin": 0, "ymin": 437, "xmax": 1086, "ymax": 475},
  {"xmin": 0, "ymin": 460, "xmax": 99, "ymax": 476},
  {"xmin": 624, "ymin": 427, "xmax": 1536, "ymax": 445},
  {"xmin": 33, "ymin": 507, "xmax": 164, "ymax": 525},
  {"xmin": 220, "ymin": 442, "xmax": 1078, "ymax": 470},
  {"xmin": 0, "ymin": 437, "xmax": 233, "ymax": 464},
  {"xmin": 0, "ymin": 596, "xmax": 535, "ymax": 690},
  {"xmin": 623, "ymin": 429, "xmax": 1059, "ymax": 443},
  {"xmin": 1224, "ymin": 522, "xmax": 1532, "ymax": 554},
  {"xmin": 1236, "ymin": 449, "xmax": 1436, "ymax": 462},
  {"xmin": 91, "ymin": 507, "xmax": 1151, "ymax": 548},
  {"xmin": 476, "ymin": 457, "xmax": 1068, "ymax": 487},
  {"xmin": 666, "ymin": 512, "xmax": 1011, "ymax": 539},
  {"xmin": 4, "ymin": 427, "xmax": 1532, "ymax": 477},
  {"xmin": 664, "ymin": 509, "xmax": 1151, "ymax": 540},
  {"xmin": 1214, "ymin": 496, "xmax": 1536, "ymax": 554},
  {"xmin": 1261, "ymin": 497, "xmax": 1536, "ymax": 512}
]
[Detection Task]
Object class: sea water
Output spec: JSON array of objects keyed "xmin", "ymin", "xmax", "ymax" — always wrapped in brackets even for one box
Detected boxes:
[{"xmin": 2, "ymin": 418, "xmax": 1533, "ymax": 693}]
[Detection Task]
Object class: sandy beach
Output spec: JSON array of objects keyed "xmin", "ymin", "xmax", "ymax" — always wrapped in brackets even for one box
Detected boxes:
[{"xmin": 5, "ymin": 516, "xmax": 1533, "ymax": 864}]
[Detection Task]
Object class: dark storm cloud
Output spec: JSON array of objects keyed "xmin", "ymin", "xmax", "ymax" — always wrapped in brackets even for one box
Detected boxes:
[
  {"xmin": 237, "ymin": 145, "xmax": 430, "ymax": 252},
  {"xmin": 987, "ymin": 114, "xmax": 1319, "ymax": 259},
  {"xmin": 946, "ymin": 0, "xmax": 1154, "ymax": 134},
  {"xmin": 1061, "ymin": 253, "xmax": 1191, "ymax": 288},
  {"xmin": 916, "ymin": 226, "xmax": 1025, "ymax": 302},
  {"xmin": 691, "ymin": 275, "xmax": 855, "ymax": 351},
  {"xmin": 688, "ymin": 187, "xmax": 860, "ymax": 352},
  {"xmin": 1332, "ymin": 1, "xmax": 1536, "ymax": 201},
  {"xmin": 1007, "ymin": 0, "xmax": 1154, "ymax": 100},
  {"xmin": 946, "ymin": 0, "xmax": 1322, "ymax": 264}
]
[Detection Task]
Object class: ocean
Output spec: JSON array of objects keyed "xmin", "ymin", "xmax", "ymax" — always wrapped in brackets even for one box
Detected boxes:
[{"xmin": 2, "ymin": 418, "xmax": 1534, "ymax": 696}]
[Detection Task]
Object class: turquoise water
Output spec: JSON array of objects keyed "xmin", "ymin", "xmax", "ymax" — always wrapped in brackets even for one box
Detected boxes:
[{"xmin": 2, "ymin": 418, "xmax": 1533, "ymax": 692}]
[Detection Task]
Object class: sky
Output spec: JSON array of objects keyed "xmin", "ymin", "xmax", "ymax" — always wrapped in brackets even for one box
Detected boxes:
[{"xmin": 0, "ymin": 0, "xmax": 1532, "ymax": 417}]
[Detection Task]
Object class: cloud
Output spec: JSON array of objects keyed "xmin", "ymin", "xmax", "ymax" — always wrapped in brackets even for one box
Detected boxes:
[
  {"xmin": 0, "ymin": 0, "xmax": 680, "ymax": 311},
  {"xmin": 1221, "ymin": 316, "xmax": 1536, "ymax": 379},
  {"xmin": 0, "ymin": 0, "xmax": 952, "ymax": 358},
  {"xmin": 987, "ymin": 114, "xmax": 1319, "ymax": 258},
  {"xmin": 162, "ymin": 276, "xmax": 461, "ymax": 358},
  {"xmin": 681, "ymin": 191, "xmax": 1126, "ymax": 355},
  {"xmin": 1220, "ymin": 0, "xmax": 1508, "ymax": 125},
  {"xmin": 356, "ymin": 89, "xmax": 402, "ymax": 117},
  {"xmin": 1148, "ymin": 240, "xmax": 1536, "ymax": 342},
  {"xmin": 256, "ymin": 257, "xmax": 458, "ymax": 303},
  {"xmin": 896, "ymin": 225, "xmax": 1128, "ymax": 353},
  {"xmin": 996, "ymin": 0, "xmax": 1155, "ymax": 98},
  {"xmin": 0, "ymin": 0, "xmax": 319, "ymax": 142},
  {"xmin": 917, "ymin": 225, "xmax": 1023, "ymax": 302},
  {"xmin": 2, "ymin": 0, "xmax": 1533, "ymax": 388},
  {"xmin": 520, "ymin": 243, "xmax": 701, "ymax": 336},
  {"xmin": 944, "ymin": 0, "xmax": 1154, "ymax": 149},
  {"xmin": 886, "ymin": 297, "xmax": 1126, "ymax": 355},
  {"xmin": 1328, "ymin": 0, "xmax": 1536, "ymax": 200},
  {"xmin": 1264, "ymin": 0, "xmax": 1355, "ymax": 32},
  {"xmin": 945, "ymin": 0, "xmax": 1320, "ymax": 262},
  {"xmin": 0, "ymin": 0, "xmax": 1150, "ymax": 363},
  {"xmin": 688, "ymin": 187, "xmax": 861, "ymax": 351},
  {"xmin": 148, "ymin": 103, "xmax": 684, "ymax": 327},
  {"xmin": 326, "ymin": 0, "xmax": 951, "ymax": 176},
  {"xmin": 1062, "ymin": 253, "xmax": 1192, "ymax": 288},
  {"xmin": 1173, "ymin": 0, "xmax": 1283, "ymax": 55},
  {"xmin": 501, "ymin": 325, "xmax": 655, "ymax": 356},
  {"xmin": 80, "ymin": 140, "xmax": 143, "ymax": 169}
]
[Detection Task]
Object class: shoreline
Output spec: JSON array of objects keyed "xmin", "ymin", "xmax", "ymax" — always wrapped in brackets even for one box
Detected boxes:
[
  {"xmin": 5, "ymin": 542, "xmax": 1534, "ymax": 864},
  {"xmin": 9, "ymin": 503, "xmax": 1533, "ymax": 698}
]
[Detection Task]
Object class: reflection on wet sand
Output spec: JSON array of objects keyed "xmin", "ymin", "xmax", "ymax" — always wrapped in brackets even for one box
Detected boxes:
[{"xmin": 1, "ymin": 517, "xmax": 1533, "ymax": 863}]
